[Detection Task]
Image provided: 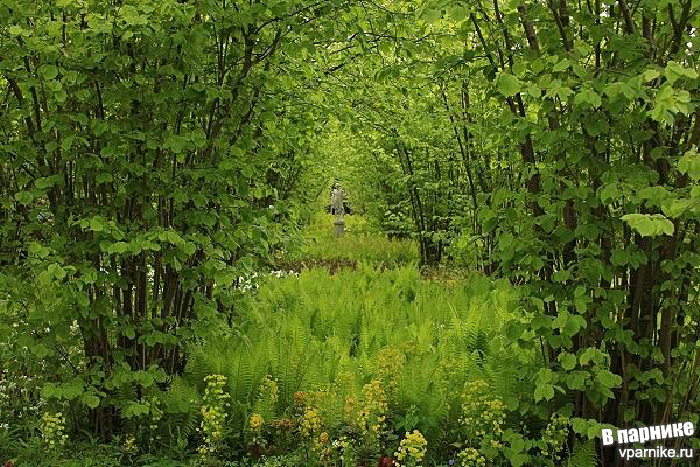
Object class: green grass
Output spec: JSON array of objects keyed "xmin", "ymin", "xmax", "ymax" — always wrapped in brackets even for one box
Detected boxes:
[{"xmin": 282, "ymin": 213, "xmax": 419, "ymax": 267}]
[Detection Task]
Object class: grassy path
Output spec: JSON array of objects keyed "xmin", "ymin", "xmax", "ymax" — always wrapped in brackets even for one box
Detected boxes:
[{"xmin": 176, "ymin": 216, "xmax": 535, "ymax": 466}]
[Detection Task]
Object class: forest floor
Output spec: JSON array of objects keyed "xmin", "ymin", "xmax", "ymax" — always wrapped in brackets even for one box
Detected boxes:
[{"xmin": 2, "ymin": 215, "xmax": 566, "ymax": 466}]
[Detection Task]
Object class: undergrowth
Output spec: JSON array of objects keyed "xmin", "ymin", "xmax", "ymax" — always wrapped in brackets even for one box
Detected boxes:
[
  {"xmin": 281, "ymin": 214, "xmax": 419, "ymax": 268},
  {"xmin": 180, "ymin": 265, "xmax": 548, "ymax": 464}
]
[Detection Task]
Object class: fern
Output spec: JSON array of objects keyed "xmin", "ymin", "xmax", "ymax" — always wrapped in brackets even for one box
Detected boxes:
[
  {"xmin": 566, "ymin": 440, "xmax": 598, "ymax": 467},
  {"xmin": 160, "ymin": 376, "xmax": 199, "ymax": 441},
  {"xmin": 182, "ymin": 264, "xmax": 527, "ymax": 459}
]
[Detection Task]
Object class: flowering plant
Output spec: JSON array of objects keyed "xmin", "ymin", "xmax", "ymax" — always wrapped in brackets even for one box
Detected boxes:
[
  {"xmin": 394, "ymin": 430, "xmax": 427, "ymax": 467},
  {"xmin": 196, "ymin": 374, "xmax": 230, "ymax": 459},
  {"xmin": 40, "ymin": 411, "xmax": 68, "ymax": 451}
]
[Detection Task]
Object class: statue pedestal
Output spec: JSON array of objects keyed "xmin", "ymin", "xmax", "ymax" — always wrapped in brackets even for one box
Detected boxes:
[{"xmin": 334, "ymin": 218, "xmax": 345, "ymax": 238}]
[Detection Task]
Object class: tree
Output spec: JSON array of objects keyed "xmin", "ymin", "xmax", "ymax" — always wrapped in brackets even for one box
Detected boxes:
[{"xmin": 0, "ymin": 0, "xmax": 350, "ymax": 439}]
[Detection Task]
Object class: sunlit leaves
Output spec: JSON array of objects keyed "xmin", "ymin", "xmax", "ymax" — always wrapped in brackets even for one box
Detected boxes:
[
  {"xmin": 621, "ymin": 214, "xmax": 674, "ymax": 236},
  {"xmin": 649, "ymin": 85, "xmax": 691, "ymax": 125},
  {"xmin": 663, "ymin": 61, "xmax": 698, "ymax": 85},
  {"xmin": 543, "ymin": 78, "xmax": 572, "ymax": 100},
  {"xmin": 604, "ymin": 82, "xmax": 636, "ymax": 100},
  {"xmin": 678, "ymin": 149, "xmax": 700, "ymax": 181}
]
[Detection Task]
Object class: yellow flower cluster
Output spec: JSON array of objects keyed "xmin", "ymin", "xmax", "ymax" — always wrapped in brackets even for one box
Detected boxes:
[
  {"xmin": 306, "ymin": 387, "xmax": 330, "ymax": 412},
  {"xmin": 259, "ymin": 375, "xmax": 279, "ymax": 405},
  {"xmin": 394, "ymin": 430, "xmax": 427, "ymax": 466},
  {"xmin": 124, "ymin": 434, "xmax": 138, "ymax": 454},
  {"xmin": 357, "ymin": 380, "xmax": 388, "ymax": 435},
  {"xmin": 269, "ymin": 417, "xmax": 295, "ymax": 430},
  {"xmin": 197, "ymin": 374, "xmax": 230, "ymax": 457},
  {"xmin": 542, "ymin": 413, "xmax": 570, "ymax": 460},
  {"xmin": 401, "ymin": 340, "xmax": 418, "ymax": 356},
  {"xmin": 458, "ymin": 380, "xmax": 505, "ymax": 439},
  {"xmin": 457, "ymin": 447, "xmax": 486, "ymax": 466},
  {"xmin": 41, "ymin": 411, "xmax": 68, "ymax": 450},
  {"xmin": 312, "ymin": 430, "xmax": 334, "ymax": 461},
  {"xmin": 377, "ymin": 347, "xmax": 405, "ymax": 393},
  {"xmin": 437, "ymin": 358, "xmax": 462, "ymax": 412},
  {"xmin": 343, "ymin": 395, "xmax": 358, "ymax": 425},
  {"xmin": 488, "ymin": 438, "xmax": 503, "ymax": 449},
  {"xmin": 334, "ymin": 370, "xmax": 355, "ymax": 392},
  {"xmin": 249, "ymin": 413, "xmax": 264, "ymax": 431},
  {"xmin": 300, "ymin": 406, "xmax": 322, "ymax": 437}
]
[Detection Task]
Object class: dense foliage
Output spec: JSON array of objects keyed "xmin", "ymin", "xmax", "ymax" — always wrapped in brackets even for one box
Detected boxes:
[
  {"xmin": 325, "ymin": 1, "xmax": 700, "ymax": 465},
  {"xmin": 0, "ymin": 0, "xmax": 347, "ymax": 441},
  {"xmin": 1, "ymin": 0, "xmax": 699, "ymax": 466}
]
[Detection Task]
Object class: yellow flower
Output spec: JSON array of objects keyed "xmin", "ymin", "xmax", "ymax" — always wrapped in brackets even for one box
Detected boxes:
[
  {"xmin": 319, "ymin": 431, "xmax": 330, "ymax": 445},
  {"xmin": 124, "ymin": 434, "xmax": 138, "ymax": 454},
  {"xmin": 300, "ymin": 407, "xmax": 322, "ymax": 437},
  {"xmin": 259, "ymin": 375, "xmax": 279, "ymax": 404},
  {"xmin": 198, "ymin": 374, "xmax": 230, "ymax": 457},
  {"xmin": 356, "ymin": 380, "xmax": 388, "ymax": 436},
  {"xmin": 395, "ymin": 430, "xmax": 427, "ymax": 464},
  {"xmin": 249, "ymin": 413, "xmax": 264, "ymax": 431}
]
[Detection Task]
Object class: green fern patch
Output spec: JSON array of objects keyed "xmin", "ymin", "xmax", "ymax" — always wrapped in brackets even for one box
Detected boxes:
[{"xmin": 180, "ymin": 265, "xmax": 552, "ymax": 464}]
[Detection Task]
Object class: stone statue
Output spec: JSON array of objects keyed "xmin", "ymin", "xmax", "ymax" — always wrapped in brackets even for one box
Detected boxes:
[
  {"xmin": 331, "ymin": 185, "xmax": 345, "ymax": 218},
  {"xmin": 330, "ymin": 182, "xmax": 345, "ymax": 237}
]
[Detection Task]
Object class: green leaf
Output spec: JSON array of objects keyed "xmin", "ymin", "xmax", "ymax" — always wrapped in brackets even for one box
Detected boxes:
[
  {"xmin": 52, "ymin": 264, "xmax": 66, "ymax": 280},
  {"xmin": 61, "ymin": 134, "xmax": 76, "ymax": 151},
  {"xmin": 663, "ymin": 199, "xmax": 694, "ymax": 218},
  {"xmin": 553, "ymin": 58, "xmax": 570, "ymax": 72},
  {"xmin": 510, "ymin": 453, "xmax": 528, "ymax": 467},
  {"xmin": 560, "ymin": 353, "xmax": 577, "ymax": 370},
  {"xmin": 14, "ymin": 191, "xmax": 35, "ymax": 205},
  {"xmin": 678, "ymin": 149, "xmax": 700, "ymax": 181},
  {"xmin": 604, "ymin": 82, "xmax": 635, "ymax": 99},
  {"xmin": 643, "ymin": 69, "xmax": 660, "ymax": 82},
  {"xmin": 595, "ymin": 369, "xmax": 622, "ymax": 389},
  {"xmin": 534, "ymin": 384, "xmax": 555, "ymax": 402},
  {"xmin": 96, "ymin": 172, "xmax": 113, "ymax": 184},
  {"xmin": 654, "ymin": 216, "xmax": 675, "ymax": 236},
  {"xmin": 42, "ymin": 65, "xmax": 59, "ymax": 80},
  {"xmin": 421, "ymin": 7, "xmax": 442, "ymax": 23},
  {"xmin": 56, "ymin": 89, "xmax": 67, "ymax": 103},
  {"xmin": 621, "ymin": 214, "xmax": 674, "ymax": 237},
  {"xmin": 610, "ymin": 249, "xmax": 630, "ymax": 266},
  {"xmin": 599, "ymin": 183, "xmax": 620, "ymax": 202},
  {"xmin": 664, "ymin": 61, "xmax": 698, "ymax": 85},
  {"xmin": 106, "ymin": 242, "xmax": 129, "ymax": 254},
  {"xmin": 649, "ymin": 85, "xmax": 690, "ymax": 125},
  {"xmin": 82, "ymin": 394, "xmax": 100, "ymax": 408},
  {"xmin": 566, "ymin": 372, "xmax": 587, "ymax": 390},
  {"xmin": 89, "ymin": 217, "xmax": 105, "ymax": 232},
  {"xmin": 497, "ymin": 74, "xmax": 521, "ymax": 97},
  {"xmin": 574, "ymin": 88, "xmax": 601, "ymax": 108},
  {"xmin": 161, "ymin": 230, "xmax": 184, "ymax": 244}
]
